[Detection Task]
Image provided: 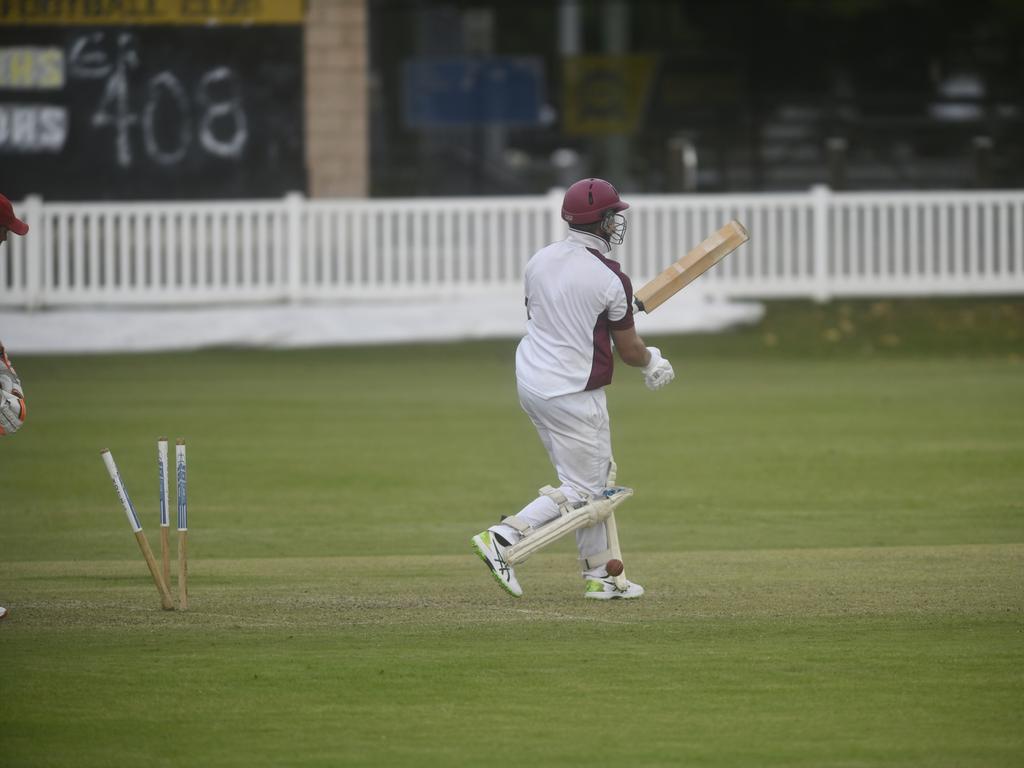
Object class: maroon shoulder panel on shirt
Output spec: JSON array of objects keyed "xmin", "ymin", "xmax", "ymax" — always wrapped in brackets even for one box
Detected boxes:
[
  {"xmin": 587, "ymin": 248, "xmax": 635, "ymax": 330},
  {"xmin": 584, "ymin": 248, "xmax": 635, "ymax": 390}
]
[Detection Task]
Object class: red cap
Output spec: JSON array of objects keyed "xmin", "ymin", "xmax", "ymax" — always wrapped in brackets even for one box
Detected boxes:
[{"xmin": 0, "ymin": 194, "xmax": 29, "ymax": 236}]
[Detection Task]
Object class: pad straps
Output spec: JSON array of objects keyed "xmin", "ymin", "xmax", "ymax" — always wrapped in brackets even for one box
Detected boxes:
[
  {"xmin": 502, "ymin": 486, "xmax": 594, "ymax": 541},
  {"xmin": 499, "ymin": 515, "xmax": 532, "ymax": 535},
  {"xmin": 539, "ymin": 485, "xmax": 592, "ymax": 515}
]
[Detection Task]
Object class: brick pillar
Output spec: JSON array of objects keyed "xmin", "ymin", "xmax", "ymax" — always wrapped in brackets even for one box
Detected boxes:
[{"xmin": 304, "ymin": 0, "xmax": 368, "ymax": 198}]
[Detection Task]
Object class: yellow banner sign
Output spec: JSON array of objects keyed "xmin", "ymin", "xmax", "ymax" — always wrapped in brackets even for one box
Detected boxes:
[
  {"xmin": 563, "ymin": 55, "xmax": 655, "ymax": 136},
  {"xmin": 0, "ymin": 0, "xmax": 304, "ymax": 26}
]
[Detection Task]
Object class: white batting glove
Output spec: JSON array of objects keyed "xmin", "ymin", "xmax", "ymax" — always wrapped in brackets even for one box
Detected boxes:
[{"xmin": 641, "ymin": 347, "xmax": 675, "ymax": 391}]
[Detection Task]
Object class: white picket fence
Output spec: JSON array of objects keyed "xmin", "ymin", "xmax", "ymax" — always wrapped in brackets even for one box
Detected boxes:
[{"xmin": 2, "ymin": 187, "xmax": 1023, "ymax": 309}]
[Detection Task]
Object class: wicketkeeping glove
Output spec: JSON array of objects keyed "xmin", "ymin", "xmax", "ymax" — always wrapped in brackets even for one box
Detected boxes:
[
  {"xmin": 1, "ymin": 342, "xmax": 22, "ymax": 392},
  {"xmin": 0, "ymin": 342, "xmax": 26, "ymax": 435},
  {"xmin": 641, "ymin": 346, "xmax": 675, "ymax": 391},
  {"xmin": 0, "ymin": 390, "xmax": 26, "ymax": 435}
]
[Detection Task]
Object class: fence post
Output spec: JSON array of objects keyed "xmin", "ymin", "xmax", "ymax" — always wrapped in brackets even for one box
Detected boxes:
[
  {"xmin": 547, "ymin": 187, "xmax": 565, "ymax": 243},
  {"xmin": 810, "ymin": 184, "xmax": 831, "ymax": 302},
  {"xmin": 285, "ymin": 191, "xmax": 304, "ymax": 303},
  {"xmin": 23, "ymin": 195, "xmax": 44, "ymax": 310}
]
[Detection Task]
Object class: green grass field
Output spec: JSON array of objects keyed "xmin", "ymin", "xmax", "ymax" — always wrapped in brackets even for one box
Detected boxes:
[{"xmin": 1, "ymin": 299, "xmax": 1022, "ymax": 767}]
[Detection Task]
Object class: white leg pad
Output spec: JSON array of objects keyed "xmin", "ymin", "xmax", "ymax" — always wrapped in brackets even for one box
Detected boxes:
[{"xmin": 505, "ymin": 487, "xmax": 633, "ymax": 566}]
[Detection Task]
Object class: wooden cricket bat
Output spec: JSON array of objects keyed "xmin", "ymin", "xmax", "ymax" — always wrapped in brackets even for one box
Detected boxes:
[{"xmin": 633, "ymin": 219, "xmax": 749, "ymax": 313}]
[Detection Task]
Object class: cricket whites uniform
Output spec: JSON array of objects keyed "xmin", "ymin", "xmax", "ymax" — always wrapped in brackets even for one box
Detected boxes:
[
  {"xmin": 473, "ymin": 177, "xmax": 669, "ymax": 599},
  {"xmin": 493, "ymin": 228, "xmax": 635, "ymax": 570}
]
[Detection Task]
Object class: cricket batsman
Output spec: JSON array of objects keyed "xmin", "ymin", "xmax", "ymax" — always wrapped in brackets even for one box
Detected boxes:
[
  {"xmin": 472, "ymin": 178, "xmax": 674, "ymax": 600},
  {"xmin": 0, "ymin": 193, "xmax": 29, "ymax": 437}
]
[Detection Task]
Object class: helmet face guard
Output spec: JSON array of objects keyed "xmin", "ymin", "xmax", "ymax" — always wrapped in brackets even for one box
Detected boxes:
[{"xmin": 601, "ymin": 209, "xmax": 627, "ymax": 246}]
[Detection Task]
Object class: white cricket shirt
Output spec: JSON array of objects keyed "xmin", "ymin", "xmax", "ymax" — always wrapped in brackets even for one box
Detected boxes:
[{"xmin": 515, "ymin": 229, "xmax": 635, "ymax": 399}]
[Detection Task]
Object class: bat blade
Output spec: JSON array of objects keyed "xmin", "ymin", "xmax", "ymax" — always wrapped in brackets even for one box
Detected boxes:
[{"xmin": 634, "ymin": 219, "xmax": 749, "ymax": 313}]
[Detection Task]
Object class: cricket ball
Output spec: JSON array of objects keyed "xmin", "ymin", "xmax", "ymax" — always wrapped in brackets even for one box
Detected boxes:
[{"xmin": 606, "ymin": 559, "xmax": 624, "ymax": 577}]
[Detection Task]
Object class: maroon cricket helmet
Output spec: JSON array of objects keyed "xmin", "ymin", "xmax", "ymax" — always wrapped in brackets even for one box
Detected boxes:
[{"xmin": 560, "ymin": 178, "xmax": 629, "ymax": 225}]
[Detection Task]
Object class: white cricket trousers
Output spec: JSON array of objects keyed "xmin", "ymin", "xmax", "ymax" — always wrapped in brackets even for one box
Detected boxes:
[{"xmin": 492, "ymin": 384, "xmax": 613, "ymax": 570}]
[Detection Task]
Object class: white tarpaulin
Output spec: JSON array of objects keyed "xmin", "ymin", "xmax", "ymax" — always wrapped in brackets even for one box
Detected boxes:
[{"xmin": 0, "ymin": 290, "xmax": 762, "ymax": 354}]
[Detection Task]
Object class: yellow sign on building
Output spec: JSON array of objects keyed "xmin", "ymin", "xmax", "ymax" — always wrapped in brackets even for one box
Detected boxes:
[
  {"xmin": 0, "ymin": 47, "xmax": 64, "ymax": 88},
  {"xmin": 562, "ymin": 55, "xmax": 655, "ymax": 136},
  {"xmin": 0, "ymin": 0, "xmax": 304, "ymax": 26}
]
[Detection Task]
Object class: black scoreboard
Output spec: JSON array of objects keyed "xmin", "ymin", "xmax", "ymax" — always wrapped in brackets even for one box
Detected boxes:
[{"xmin": 0, "ymin": 2, "xmax": 306, "ymax": 200}]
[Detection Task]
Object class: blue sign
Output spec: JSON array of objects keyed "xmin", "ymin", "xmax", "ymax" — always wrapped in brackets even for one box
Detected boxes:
[{"xmin": 403, "ymin": 56, "xmax": 545, "ymax": 127}]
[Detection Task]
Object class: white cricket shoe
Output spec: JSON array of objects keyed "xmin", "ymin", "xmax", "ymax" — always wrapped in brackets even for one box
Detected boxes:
[
  {"xmin": 584, "ymin": 577, "xmax": 644, "ymax": 600},
  {"xmin": 471, "ymin": 530, "xmax": 523, "ymax": 598}
]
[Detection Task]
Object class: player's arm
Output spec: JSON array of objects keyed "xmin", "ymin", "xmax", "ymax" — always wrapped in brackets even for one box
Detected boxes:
[
  {"xmin": 607, "ymin": 273, "xmax": 675, "ymax": 391},
  {"xmin": 611, "ymin": 326, "xmax": 650, "ymax": 367},
  {"xmin": 612, "ymin": 327, "xmax": 674, "ymax": 390},
  {"xmin": 611, "ymin": 327, "xmax": 673, "ymax": 389}
]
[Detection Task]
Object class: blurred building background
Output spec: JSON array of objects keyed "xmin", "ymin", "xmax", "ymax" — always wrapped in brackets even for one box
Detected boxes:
[
  {"xmin": 2, "ymin": 0, "xmax": 1022, "ymax": 201},
  {"xmin": 371, "ymin": 0, "xmax": 1024, "ymax": 196}
]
